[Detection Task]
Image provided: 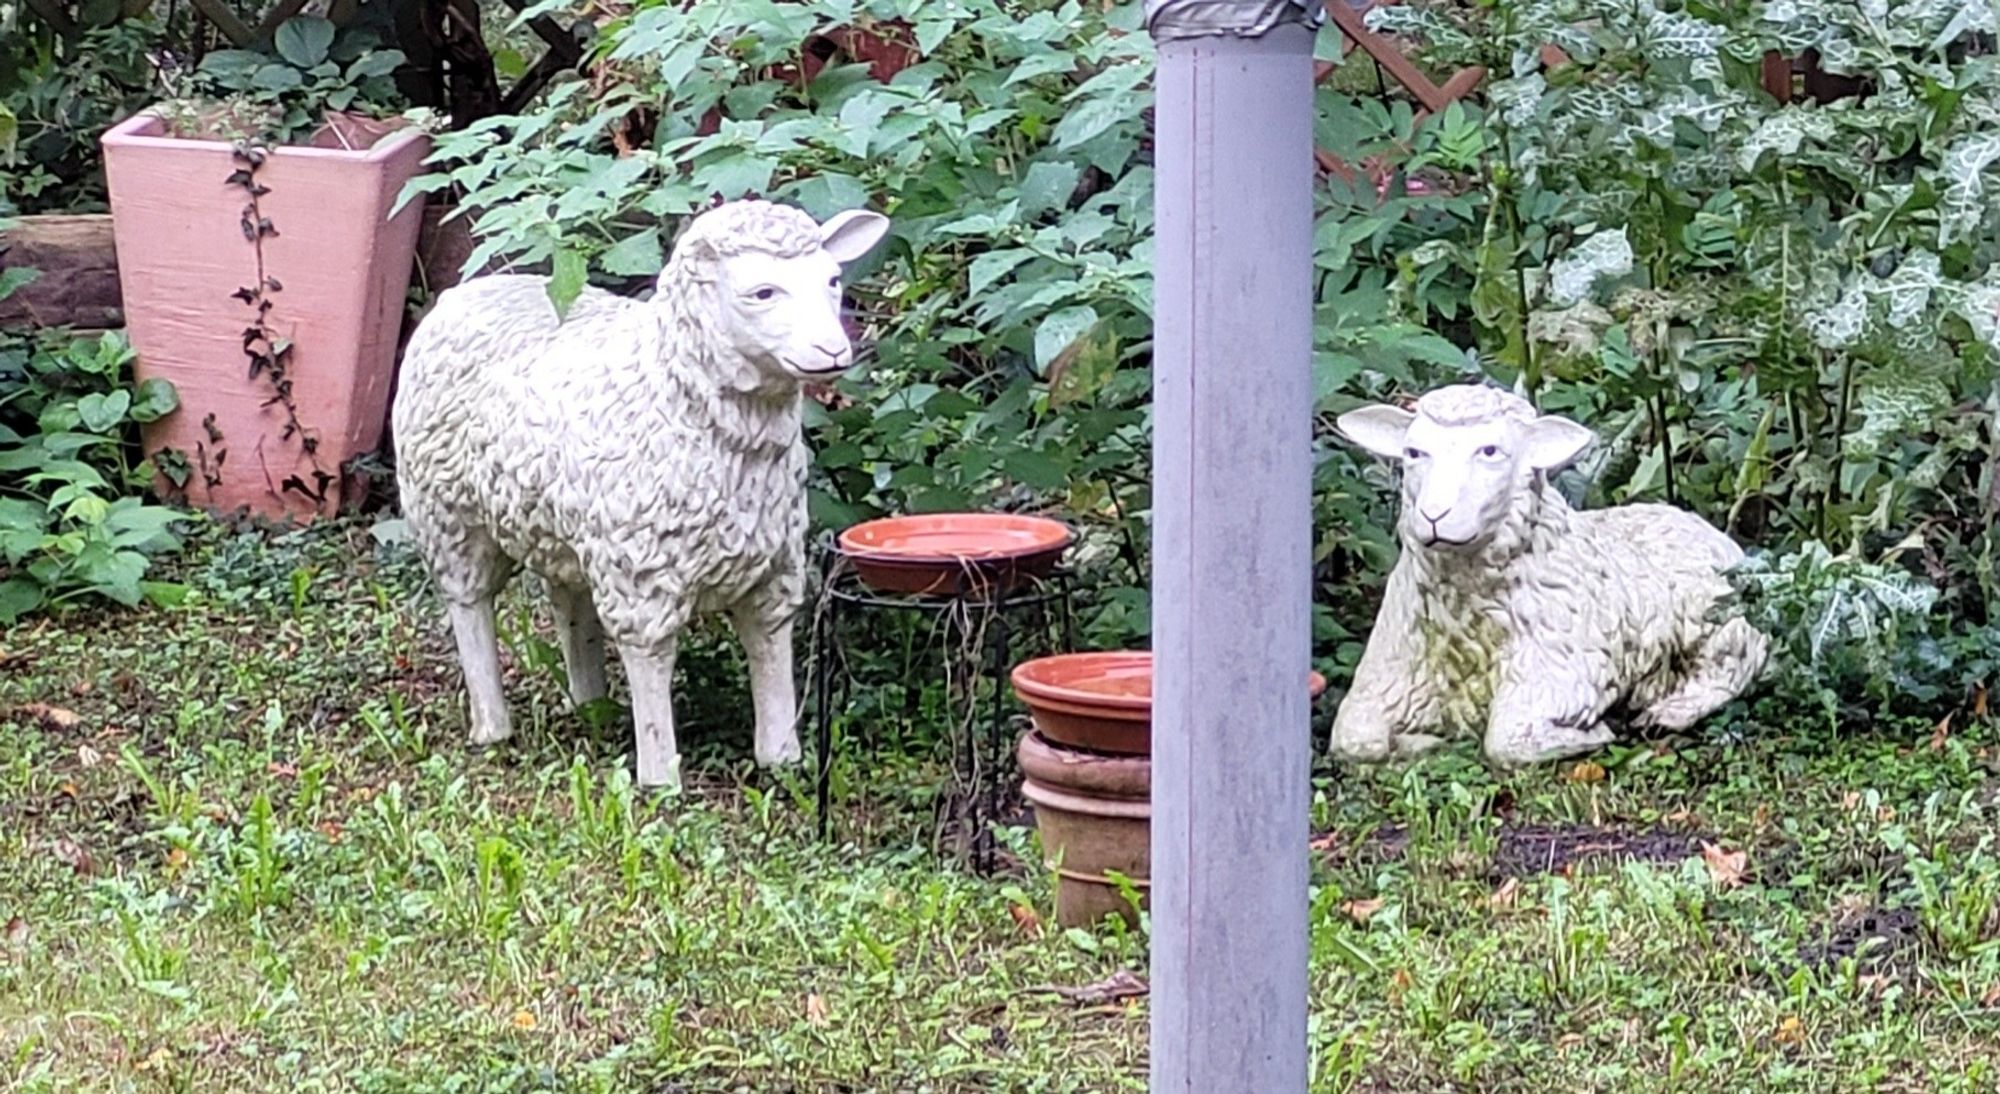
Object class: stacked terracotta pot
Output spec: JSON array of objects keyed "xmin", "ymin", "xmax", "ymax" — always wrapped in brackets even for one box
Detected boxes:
[{"xmin": 1012, "ymin": 652, "xmax": 1328, "ymax": 928}]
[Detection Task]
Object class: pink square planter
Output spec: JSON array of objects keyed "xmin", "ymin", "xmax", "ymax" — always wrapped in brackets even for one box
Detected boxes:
[{"xmin": 102, "ymin": 111, "xmax": 430, "ymax": 523}]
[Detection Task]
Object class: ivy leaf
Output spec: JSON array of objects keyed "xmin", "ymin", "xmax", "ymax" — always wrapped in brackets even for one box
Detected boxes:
[
  {"xmin": 599, "ymin": 228, "xmax": 664, "ymax": 277},
  {"xmin": 548, "ymin": 249, "xmax": 588, "ymax": 320},
  {"xmin": 1018, "ymin": 161, "xmax": 1081, "ymax": 218},
  {"xmin": 1034, "ymin": 305, "xmax": 1099, "ymax": 373},
  {"xmin": 0, "ymin": 577, "xmax": 42, "ymax": 625},
  {"xmin": 968, "ymin": 249, "xmax": 1033, "ymax": 296},
  {"xmin": 346, "ymin": 49, "xmax": 405, "ymax": 80},
  {"xmin": 275, "ymin": 16, "xmax": 337, "ymax": 68},
  {"xmin": 139, "ymin": 581, "xmax": 190, "ymax": 609},
  {"xmin": 128, "ymin": 379, "xmax": 179, "ymax": 423},
  {"xmin": 1051, "ymin": 94, "xmax": 1128, "ymax": 151},
  {"xmin": 0, "ymin": 102, "xmax": 15, "ymax": 162},
  {"xmin": 197, "ymin": 49, "xmax": 265, "ymax": 83},
  {"xmin": 1001, "ymin": 448, "xmax": 1069, "ymax": 490},
  {"xmin": 76, "ymin": 391, "xmax": 131, "ymax": 434},
  {"xmin": 251, "ymin": 65, "xmax": 305, "ymax": 92},
  {"xmin": 0, "ymin": 268, "xmax": 38, "ymax": 303}
]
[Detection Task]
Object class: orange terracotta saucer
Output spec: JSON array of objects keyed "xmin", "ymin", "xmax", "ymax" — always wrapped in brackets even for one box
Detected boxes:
[
  {"xmin": 1012, "ymin": 651, "xmax": 1328, "ymax": 756},
  {"xmin": 838, "ymin": 513, "xmax": 1074, "ymax": 596}
]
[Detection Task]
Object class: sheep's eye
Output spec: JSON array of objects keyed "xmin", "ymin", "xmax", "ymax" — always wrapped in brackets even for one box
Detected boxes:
[
  {"xmin": 1477, "ymin": 444, "xmax": 1501, "ymax": 458},
  {"xmin": 1403, "ymin": 447, "xmax": 1427, "ymax": 460},
  {"xmin": 751, "ymin": 287, "xmax": 778, "ymax": 302},
  {"xmin": 827, "ymin": 275, "xmax": 841, "ymax": 288}
]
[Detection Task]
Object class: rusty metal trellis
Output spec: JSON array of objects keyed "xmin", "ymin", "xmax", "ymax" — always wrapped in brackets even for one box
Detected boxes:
[{"xmin": 1312, "ymin": 0, "xmax": 1486, "ymax": 185}]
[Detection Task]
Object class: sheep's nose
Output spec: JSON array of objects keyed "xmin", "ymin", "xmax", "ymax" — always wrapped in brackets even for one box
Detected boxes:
[
  {"xmin": 814, "ymin": 342, "xmax": 849, "ymax": 364},
  {"xmin": 1420, "ymin": 506, "xmax": 1452, "ymax": 526}
]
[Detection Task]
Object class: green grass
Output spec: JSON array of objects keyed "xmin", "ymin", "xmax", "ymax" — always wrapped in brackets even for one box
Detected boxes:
[{"xmin": 7, "ymin": 518, "xmax": 2000, "ymax": 1090}]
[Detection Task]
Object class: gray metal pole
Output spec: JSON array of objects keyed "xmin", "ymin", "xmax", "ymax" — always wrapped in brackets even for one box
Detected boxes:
[{"xmin": 1147, "ymin": 2, "xmax": 1318, "ymax": 1091}]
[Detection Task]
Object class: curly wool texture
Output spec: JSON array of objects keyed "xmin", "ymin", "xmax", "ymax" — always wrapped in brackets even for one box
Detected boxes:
[
  {"xmin": 1332, "ymin": 386, "xmax": 1767, "ymax": 766},
  {"xmin": 393, "ymin": 234, "xmax": 810, "ymax": 650}
]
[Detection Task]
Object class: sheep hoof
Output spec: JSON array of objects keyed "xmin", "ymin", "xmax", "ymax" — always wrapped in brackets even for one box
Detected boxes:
[
  {"xmin": 1393, "ymin": 733, "xmax": 1446, "ymax": 757},
  {"xmin": 756, "ymin": 738, "xmax": 803, "ymax": 767},
  {"xmin": 637, "ymin": 753, "xmax": 684, "ymax": 794},
  {"xmin": 467, "ymin": 725, "xmax": 514, "ymax": 749}
]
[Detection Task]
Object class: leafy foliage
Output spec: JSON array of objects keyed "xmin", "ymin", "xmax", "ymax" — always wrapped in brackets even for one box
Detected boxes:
[
  {"xmin": 0, "ymin": 306, "xmax": 193, "ymax": 622},
  {"xmin": 415, "ymin": 0, "xmax": 1164, "ymax": 647},
  {"xmin": 165, "ymin": 16, "xmax": 411, "ymax": 145}
]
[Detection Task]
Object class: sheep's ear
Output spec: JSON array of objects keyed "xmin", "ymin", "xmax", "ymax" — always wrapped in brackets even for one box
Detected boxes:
[
  {"xmin": 819, "ymin": 209, "xmax": 890, "ymax": 265},
  {"xmin": 1522, "ymin": 415, "xmax": 1595, "ymax": 471},
  {"xmin": 1336, "ymin": 405, "xmax": 1416, "ymax": 459}
]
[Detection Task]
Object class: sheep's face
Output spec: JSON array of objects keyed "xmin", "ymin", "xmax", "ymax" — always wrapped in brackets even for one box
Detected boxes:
[
  {"xmin": 705, "ymin": 209, "xmax": 891, "ymax": 386},
  {"xmin": 1338, "ymin": 387, "xmax": 1594, "ymax": 553}
]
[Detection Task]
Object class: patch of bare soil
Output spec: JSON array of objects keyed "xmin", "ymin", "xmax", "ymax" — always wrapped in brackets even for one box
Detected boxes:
[
  {"xmin": 1800, "ymin": 901, "xmax": 1921, "ymax": 972},
  {"xmin": 1315, "ymin": 820, "xmax": 1718, "ymax": 879}
]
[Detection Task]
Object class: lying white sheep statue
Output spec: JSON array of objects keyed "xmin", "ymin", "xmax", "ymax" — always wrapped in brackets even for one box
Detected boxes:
[
  {"xmin": 1330, "ymin": 383, "xmax": 1766, "ymax": 766},
  {"xmin": 393, "ymin": 200, "xmax": 890, "ymax": 790}
]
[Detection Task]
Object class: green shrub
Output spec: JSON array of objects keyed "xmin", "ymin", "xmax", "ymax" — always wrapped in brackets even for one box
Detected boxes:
[{"xmin": 0, "ymin": 294, "xmax": 193, "ymax": 622}]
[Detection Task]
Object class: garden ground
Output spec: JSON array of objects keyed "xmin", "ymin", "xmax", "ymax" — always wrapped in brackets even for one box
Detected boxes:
[{"xmin": 6, "ymin": 519, "xmax": 2000, "ymax": 1091}]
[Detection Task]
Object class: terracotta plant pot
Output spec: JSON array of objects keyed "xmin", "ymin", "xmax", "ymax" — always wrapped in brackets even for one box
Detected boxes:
[
  {"xmin": 1018, "ymin": 728, "xmax": 1151, "ymax": 928},
  {"xmin": 101, "ymin": 110, "xmax": 430, "ymax": 522},
  {"xmin": 1012, "ymin": 650, "xmax": 1328, "ymax": 755}
]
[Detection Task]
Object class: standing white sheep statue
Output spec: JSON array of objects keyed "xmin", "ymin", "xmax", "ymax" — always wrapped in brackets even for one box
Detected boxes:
[
  {"xmin": 1329, "ymin": 383, "xmax": 1767, "ymax": 766},
  {"xmin": 393, "ymin": 199, "xmax": 890, "ymax": 790}
]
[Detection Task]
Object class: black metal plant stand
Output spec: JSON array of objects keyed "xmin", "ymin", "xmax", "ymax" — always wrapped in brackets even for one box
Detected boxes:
[{"xmin": 809, "ymin": 542, "xmax": 1075, "ymax": 874}]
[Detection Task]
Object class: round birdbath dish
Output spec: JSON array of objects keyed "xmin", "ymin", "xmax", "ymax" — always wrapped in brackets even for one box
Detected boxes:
[
  {"xmin": 837, "ymin": 513, "xmax": 1073, "ymax": 596},
  {"xmin": 1012, "ymin": 650, "xmax": 1328, "ymax": 755}
]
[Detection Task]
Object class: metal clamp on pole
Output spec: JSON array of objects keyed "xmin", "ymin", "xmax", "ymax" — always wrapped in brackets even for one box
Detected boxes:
[
  {"xmin": 1145, "ymin": 0, "xmax": 1323, "ymax": 40},
  {"xmin": 1146, "ymin": 1, "xmax": 1321, "ymax": 1092}
]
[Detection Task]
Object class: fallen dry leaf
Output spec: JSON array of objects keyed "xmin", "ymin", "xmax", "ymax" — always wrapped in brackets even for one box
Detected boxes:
[
  {"xmin": 76, "ymin": 744, "xmax": 101, "ymax": 768},
  {"xmin": 48, "ymin": 838, "xmax": 91, "ymax": 875},
  {"xmin": 1387, "ymin": 967, "xmax": 1414, "ymax": 1004},
  {"xmin": 1556, "ymin": 1032, "xmax": 1586, "ymax": 1053},
  {"xmin": 1007, "ymin": 902, "xmax": 1042, "ymax": 937},
  {"xmin": 1340, "ymin": 898, "xmax": 1386, "ymax": 925},
  {"xmin": 1981, "ymin": 982, "xmax": 2000, "ymax": 1007},
  {"xmin": 1308, "ymin": 831, "xmax": 1340, "ymax": 853},
  {"xmin": 1977, "ymin": 683, "xmax": 1990, "ymax": 719},
  {"xmin": 1020, "ymin": 969, "xmax": 1149, "ymax": 1007},
  {"xmin": 4, "ymin": 917, "xmax": 27, "ymax": 951},
  {"xmin": 1489, "ymin": 877, "xmax": 1520, "ymax": 911},
  {"xmin": 1931, "ymin": 713, "xmax": 1954, "ymax": 752},
  {"xmin": 805, "ymin": 993, "xmax": 830, "ymax": 1028},
  {"xmin": 318, "ymin": 820, "xmax": 345, "ymax": 843},
  {"xmin": 1700, "ymin": 842, "xmax": 1747, "ymax": 889},
  {"xmin": 15, "ymin": 703, "xmax": 80, "ymax": 731},
  {"xmin": 135, "ymin": 1045, "xmax": 173, "ymax": 1072},
  {"xmin": 1662, "ymin": 806, "xmax": 1696, "ymax": 825},
  {"xmin": 164, "ymin": 847, "xmax": 189, "ymax": 875},
  {"xmin": 1773, "ymin": 1015, "xmax": 1805, "ymax": 1047},
  {"xmin": 1565, "ymin": 760, "xmax": 1607, "ymax": 784},
  {"xmin": 268, "ymin": 761, "xmax": 298, "ymax": 780},
  {"xmin": 57, "ymin": 781, "xmax": 78, "ymax": 800},
  {"xmin": 1841, "ymin": 791, "xmax": 1863, "ymax": 813},
  {"xmin": 70, "ymin": 680, "xmax": 93, "ymax": 697},
  {"xmin": 510, "ymin": 1009, "xmax": 537, "ymax": 1031}
]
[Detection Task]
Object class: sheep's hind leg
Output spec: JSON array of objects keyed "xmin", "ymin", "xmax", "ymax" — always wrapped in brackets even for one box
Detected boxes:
[
  {"xmin": 622, "ymin": 640, "xmax": 683, "ymax": 792},
  {"xmin": 550, "ymin": 583, "xmax": 608, "ymax": 709},
  {"xmin": 1634, "ymin": 619, "xmax": 1768, "ymax": 731},
  {"xmin": 421, "ymin": 518, "xmax": 515, "ymax": 748},
  {"xmin": 729, "ymin": 604, "xmax": 802, "ymax": 768}
]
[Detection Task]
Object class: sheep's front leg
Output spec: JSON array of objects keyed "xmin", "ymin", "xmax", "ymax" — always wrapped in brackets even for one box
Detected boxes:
[
  {"xmin": 729, "ymin": 603, "xmax": 802, "ymax": 767},
  {"xmin": 1330, "ymin": 627, "xmax": 1445, "ymax": 763},
  {"xmin": 550, "ymin": 582, "xmax": 608, "ymax": 709},
  {"xmin": 446, "ymin": 596, "xmax": 513, "ymax": 747},
  {"xmin": 1482, "ymin": 666, "xmax": 1614, "ymax": 768},
  {"xmin": 621, "ymin": 640, "xmax": 682, "ymax": 792}
]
